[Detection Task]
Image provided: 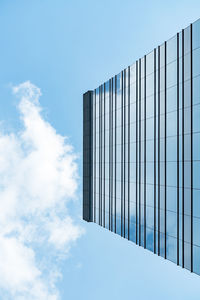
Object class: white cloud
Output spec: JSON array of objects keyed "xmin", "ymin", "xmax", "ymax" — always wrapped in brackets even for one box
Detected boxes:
[{"xmin": 0, "ymin": 81, "xmax": 84, "ymax": 299}]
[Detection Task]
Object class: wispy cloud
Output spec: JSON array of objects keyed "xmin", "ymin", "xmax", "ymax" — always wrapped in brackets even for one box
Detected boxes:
[{"xmin": 0, "ymin": 81, "xmax": 84, "ymax": 299}]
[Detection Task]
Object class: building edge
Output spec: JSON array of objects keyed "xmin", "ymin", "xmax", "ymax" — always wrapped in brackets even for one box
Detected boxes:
[{"xmin": 83, "ymin": 91, "xmax": 93, "ymax": 222}]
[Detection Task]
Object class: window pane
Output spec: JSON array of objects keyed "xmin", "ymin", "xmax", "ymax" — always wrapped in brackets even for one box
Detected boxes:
[
  {"xmin": 167, "ymin": 85, "xmax": 177, "ymax": 113},
  {"xmin": 193, "ymin": 75, "xmax": 200, "ymax": 105},
  {"xmin": 167, "ymin": 186, "xmax": 177, "ymax": 212},
  {"xmin": 193, "ymin": 189, "xmax": 200, "ymax": 218},
  {"xmin": 184, "ymin": 25, "xmax": 191, "ymax": 55},
  {"xmin": 167, "ymin": 61, "xmax": 177, "ymax": 88},
  {"xmin": 167, "ymin": 35, "xmax": 177, "ymax": 64},
  {"xmin": 166, "ymin": 235, "xmax": 177, "ymax": 263},
  {"xmin": 146, "ymin": 50, "xmax": 154, "ymax": 76},
  {"xmin": 193, "ymin": 18, "xmax": 200, "ymax": 50},
  {"xmin": 193, "ymin": 104, "xmax": 200, "ymax": 133},
  {"xmin": 193, "ymin": 48, "xmax": 200, "ymax": 77},
  {"xmin": 167, "ymin": 162, "xmax": 177, "ymax": 187},
  {"xmin": 167, "ymin": 111, "xmax": 177, "ymax": 137}
]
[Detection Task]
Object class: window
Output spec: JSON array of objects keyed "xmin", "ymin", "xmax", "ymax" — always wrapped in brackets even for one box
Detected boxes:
[
  {"xmin": 167, "ymin": 85, "xmax": 177, "ymax": 113},
  {"xmin": 167, "ymin": 61, "xmax": 177, "ymax": 88},
  {"xmin": 167, "ymin": 111, "xmax": 177, "ymax": 137},
  {"xmin": 167, "ymin": 162, "xmax": 177, "ymax": 187},
  {"xmin": 193, "ymin": 19, "xmax": 200, "ymax": 50},
  {"xmin": 193, "ymin": 76, "xmax": 200, "ymax": 105},
  {"xmin": 146, "ymin": 50, "xmax": 154, "ymax": 76},
  {"xmin": 193, "ymin": 48, "xmax": 200, "ymax": 77},
  {"xmin": 167, "ymin": 136, "xmax": 177, "ymax": 161},
  {"xmin": 167, "ymin": 35, "xmax": 177, "ymax": 64},
  {"xmin": 167, "ymin": 186, "xmax": 177, "ymax": 212}
]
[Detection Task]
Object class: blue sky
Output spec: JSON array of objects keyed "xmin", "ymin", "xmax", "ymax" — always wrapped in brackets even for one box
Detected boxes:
[{"xmin": 1, "ymin": 0, "xmax": 200, "ymax": 299}]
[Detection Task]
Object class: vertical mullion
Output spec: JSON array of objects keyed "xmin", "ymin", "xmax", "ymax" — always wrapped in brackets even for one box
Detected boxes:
[
  {"xmin": 115, "ymin": 76, "xmax": 117, "ymax": 233},
  {"xmin": 101, "ymin": 86, "xmax": 103, "ymax": 227},
  {"xmin": 109, "ymin": 80, "xmax": 111, "ymax": 230},
  {"xmin": 164, "ymin": 41, "xmax": 167, "ymax": 259},
  {"xmin": 94, "ymin": 90, "xmax": 96, "ymax": 223},
  {"xmin": 110, "ymin": 80, "xmax": 112, "ymax": 230},
  {"xmin": 177, "ymin": 32, "xmax": 180, "ymax": 265},
  {"xmin": 91, "ymin": 94, "xmax": 93, "ymax": 220},
  {"xmin": 139, "ymin": 59, "xmax": 141, "ymax": 246},
  {"xmin": 144, "ymin": 56, "xmax": 146, "ymax": 249},
  {"xmin": 111, "ymin": 78, "xmax": 113, "ymax": 232},
  {"xmin": 191, "ymin": 23, "xmax": 193, "ymax": 273},
  {"xmin": 101, "ymin": 87, "xmax": 102, "ymax": 226},
  {"xmin": 154, "ymin": 48, "xmax": 157, "ymax": 254},
  {"xmin": 128, "ymin": 66, "xmax": 130, "ymax": 240},
  {"xmin": 158, "ymin": 46, "xmax": 161, "ymax": 256},
  {"xmin": 124, "ymin": 69, "xmax": 126, "ymax": 238},
  {"xmin": 136, "ymin": 61, "xmax": 138, "ymax": 244},
  {"xmin": 104, "ymin": 84, "xmax": 106, "ymax": 228},
  {"xmin": 182, "ymin": 29, "xmax": 185, "ymax": 269},
  {"xmin": 99, "ymin": 87, "xmax": 101, "ymax": 226},
  {"xmin": 121, "ymin": 71, "xmax": 124, "ymax": 237}
]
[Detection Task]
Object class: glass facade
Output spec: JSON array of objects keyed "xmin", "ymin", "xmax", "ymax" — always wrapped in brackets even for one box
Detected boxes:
[{"xmin": 83, "ymin": 18, "xmax": 200, "ymax": 275}]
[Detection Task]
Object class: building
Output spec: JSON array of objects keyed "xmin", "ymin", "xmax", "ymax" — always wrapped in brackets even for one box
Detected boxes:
[{"xmin": 83, "ymin": 18, "xmax": 200, "ymax": 275}]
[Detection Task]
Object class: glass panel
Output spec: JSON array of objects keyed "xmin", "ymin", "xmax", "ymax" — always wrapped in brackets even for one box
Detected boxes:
[
  {"xmin": 146, "ymin": 73, "xmax": 154, "ymax": 97},
  {"xmin": 184, "ymin": 25, "xmax": 191, "ymax": 55},
  {"xmin": 129, "ymin": 222, "xmax": 136, "ymax": 242},
  {"xmin": 167, "ymin": 111, "xmax": 177, "ymax": 137},
  {"xmin": 116, "ymin": 73, "xmax": 122, "ymax": 91},
  {"xmin": 193, "ymin": 245, "xmax": 200, "ymax": 275},
  {"xmin": 193, "ymin": 104, "xmax": 200, "ymax": 133},
  {"xmin": 194, "ymin": 217, "xmax": 200, "ymax": 246},
  {"xmin": 193, "ymin": 48, "xmax": 200, "ymax": 77},
  {"xmin": 146, "ymin": 163, "xmax": 154, "ymax": 185},
  {"xmin": 146, "ymin": 50, "xmax": 154, "ymax": 76},
  {"xmin": 193, "ymin": 189, "xmax": 200, "ymax": 218},
  {"xmin": 167, "ymin": 136, "xmax": 177, "ymax": 161},
  {"xmin": 193, "ymin": 18, "xmax": 200, "ymax": 50},
  {"xmin": 167, "ymin": 85, "xmax": 177, "ymax": 113},
  {"xmin": 146, "ymin": 95, "xmax": 154, "ymax": 118},
  {"xmin": 146, "ymin": 140, "xmax": 154, "ymax": 161},
  {"xmin": 184, "ymin": 53, "xmax": 191, "ymax": 82},
  {"xmin": 166, "ymin": 211, "xmax": 177, "ymax": 237},
  {"xmin": 193, "ymin": 162, "xmax": 200, "ymax": 189},
  {"xmin": 146, "ymin": 227, "xmax": 154, "ymax": 252},
  {"xmin": 130, "ymin": 63, "xmax": 136, "ymax": 85},
  {"xmin": 167, "ymin": 162, "xmax": 177, "ymax": 187},
  {"xmin": 193, "ymin": 75, "xmax": 200, "ymax": 105},
  {"xmin": 167, "ymin": 35, "xmax": 177, "ymax": 64},
  {"xmin": 167, "ymin": 61, "xmax": 177, "ymax": 88},
  {"xmin": 146, "ymin": 184, "xmax": 154, "ymax": 207},
  {"xmin": 130, "ymin": 82, "xmax": 136, "ymax": 104},
  {"xmin": 167, "ymin": 186, "xmax": 177, "ymax": 212},
  {"xmin": 146, "ymin": 118, "xmax": 154, "ymax": 140},
  {"xmin": 166, "ymin": 235, "xmax": 177, "ymax": 263}
]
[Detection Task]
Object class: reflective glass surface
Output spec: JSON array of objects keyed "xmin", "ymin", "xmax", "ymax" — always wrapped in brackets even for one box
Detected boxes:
[{"xmin": 83, "ymin": 18, "xmax": 200, "ymax": 276}]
